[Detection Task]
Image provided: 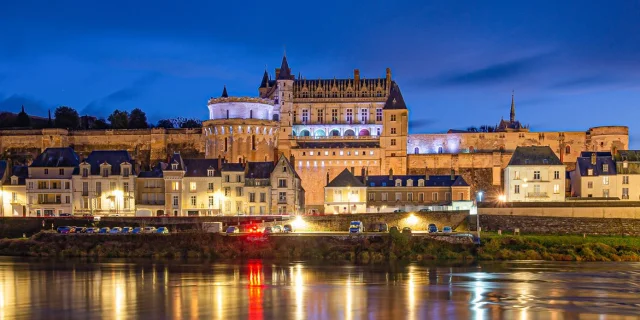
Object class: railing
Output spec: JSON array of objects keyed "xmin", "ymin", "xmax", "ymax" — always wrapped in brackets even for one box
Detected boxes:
[
  {"xmin": 278, "ymin": 198, "xmax": 287, "ymax": 204},
  {"xmin": 622, "ymin": 195, "xmax": 630, "ymax": 199},
  {"xmin": 527, "ymin": 192, "xmax": 549, "ymax": 198},
  {"xmin": 291, "ymin": 135, "xmax": 379, "ymax": 140},
  {"xmin": 38, "ymin": 201, "xmax": 62, "ymax": 204},
  {"xmin": 139, "ymin": 201, "xmax": 165, "ymax": 205}
]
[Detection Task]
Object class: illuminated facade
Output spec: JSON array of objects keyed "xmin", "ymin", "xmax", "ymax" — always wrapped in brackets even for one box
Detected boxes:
[{"xmin": 26, "ymin": 148, "xmax": 79, "ymax": 216}]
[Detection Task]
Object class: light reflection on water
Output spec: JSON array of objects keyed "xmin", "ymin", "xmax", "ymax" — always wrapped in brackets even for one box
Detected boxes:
[{"xmin": 0, "ymin": 258, "xmax": 639, "ymax": 319}]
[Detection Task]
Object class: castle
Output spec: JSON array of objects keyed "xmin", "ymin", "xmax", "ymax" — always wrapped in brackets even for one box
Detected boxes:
[{"xmin": 0, "ymin": 55, "xmax": 629, "ymax": 212}]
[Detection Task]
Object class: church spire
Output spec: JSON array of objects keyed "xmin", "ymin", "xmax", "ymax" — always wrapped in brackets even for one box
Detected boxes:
[
  {"xmin": 510, "ymin": 90, "xmax": 516, "ymax": 122},
  {"xmin": 260, "ymin": 69, "xmax": 269, "ymax": 88},
  {"xmin": 221, "ymin": 85, "xmax": 228, "ymax": 98},
  {"xmin": 277, "ymin": 53, "xmax": 292, "ymax": 80}
]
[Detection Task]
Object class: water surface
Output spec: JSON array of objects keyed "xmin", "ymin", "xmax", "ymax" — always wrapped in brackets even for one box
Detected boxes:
[{"xmin": 0, "ymin": 257, "xmax": 639, "ymax": 319}]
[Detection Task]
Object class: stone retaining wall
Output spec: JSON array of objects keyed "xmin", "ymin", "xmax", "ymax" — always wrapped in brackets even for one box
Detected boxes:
[{"xmin": 479, "ymin": 214, "xmax": 640, "ymax": 236}]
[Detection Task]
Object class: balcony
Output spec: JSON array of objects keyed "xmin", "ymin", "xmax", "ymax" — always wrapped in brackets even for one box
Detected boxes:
[
  {"xmin": 38, "ymin": 200, "xmax": 62, "ymax": 205},
  {"xmin": 139, "ymin": 201, "xmax": 165, "ymax": 205},
  {"xmin": 278, "ymin": 198, "xmax": 287, "ymax": 204},
  {"xmin": 527, "ymin": 192, "xmax": 549, "ymax": 198},
  {"xmin": 291, "ymin": 135, "xmax": 379, "ymax": 140}
]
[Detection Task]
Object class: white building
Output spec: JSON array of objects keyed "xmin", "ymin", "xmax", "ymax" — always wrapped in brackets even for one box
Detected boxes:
[
  {"xmin": 26, "ymin": 148, "xmax": 79, "ymax": 216},
  {"xmin": 503, "ymin": 146, "xmax": 566, "ymax": 202},
  {"xmin": 73, "ymin": 151, "xmax": 136, "ymax": 216},
  {"xmin": 0, "ymin": 163, "xmax": 28, "ymax": 217},
  {"xmin": 570, "ymin": 152, "xmax": 619, "ymax": 199}
]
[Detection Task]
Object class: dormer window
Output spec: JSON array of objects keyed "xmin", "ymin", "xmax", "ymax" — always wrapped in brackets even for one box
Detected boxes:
[
  {"xmin": 542, "ymin": 159, "xmax": 548, "ymax": 164},
  {"xmin": 418, "ymin": 179, "xmax": 425, "ymax": 187},
  {"xmin": 102, "ymin": 168, "xmax": 109, "ymax": 178},
  {"xmin": 602, "ymin": 164, "xmax": 609, "ymax": 173},
  {"xmin": 122, "ymin": 167, "xmax": 130, "ymax": 177},
  {"xmin": 407, "ymin": 179, "xmax": 413, "ymax": 187},
  {"xmin": 587, "ymin": 169, "xmax": 594, "ymax": 176},
  {"xmin": 395, "ymin": 179, "xmax": 402, "ymax": 187},
  {"xmin": 11, "ymin": 177, "xmax": 18, "ymax": 185},
  {"xmin": 172, "ymin": 163, "xmax": 178, "ymax": 170},
  {"xmin": 82, "ymin": 168, "xmax": 89, "ymax": 177},
  {"xmin": 623, "ymin": 161, "xmax": 629, "ymax": 169}
]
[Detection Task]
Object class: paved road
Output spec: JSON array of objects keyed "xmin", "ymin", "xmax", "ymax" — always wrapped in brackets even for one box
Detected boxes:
[{"xmin": 227, "ymin": 231, "xmax": 475, "ymax": 237}]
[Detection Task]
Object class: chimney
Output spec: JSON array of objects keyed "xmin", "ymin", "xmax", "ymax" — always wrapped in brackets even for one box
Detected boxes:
[
  {"xmin": 385, "ymin": 68, "xmax": 392, "ymax": 85},
  {"xmin": 217, "ymin": 154, "xmax": 222, "ymax": 170},
  {"xmin": 451, "ymin": 169, "xmax": 455, "ymax": 180},
  {"xmin": 591, "ymin": 152, "xmax": 597, "ymax": 165},
  {"xmin": 425, "ymin": 166, "xmax": 429, "ymax": 181},
  {"xmin": 350, "ymin": 167, "xmax": 355, "ymax": 175},
  {"xmin": 275, "ymin": 68, "xmax": 281, "ymax": 80},
  {"xmin": 389, "ymin": 168, "xmax": 393, "ymax": 181},
  {"xmin": 289, "ymin": 154, "xmax": 295, "ymax": 165},
  {"xmin": 360, "ymin": 167, "xmax": 365, "ymax": 181},
  {"xmin": 326, "ymin": 171, "xmax": 330, "ymax": 186},
  {"xmin": 354, "ymin": 69, "xmax": 360, "ymax": 83}
]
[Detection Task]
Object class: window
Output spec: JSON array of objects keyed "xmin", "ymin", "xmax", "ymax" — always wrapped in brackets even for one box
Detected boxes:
[
  {"xmin": 395, "ymin": 179, "xmax": 401, "ymax": 187},
  {"xmin": 173, "ymin": 196, "xmax": 179, "ymax": 207},
  {"xmin": 260, "ymin": 193, "xmax": 266, "ymax": 202},
  {"xmin": 534, "ymin": 185, "xmax": 540, "ymax": 193},
  {"xmin": 533, "ymin": 171, "xmax": 540, "ymax": 180},
  {"xmin": 190, "ymin": 196, "xmax": 197, "ymax": 206},
  {"xmin": 346, "ymin": 109, "xmax": 353, "ymax": 123},
  {"xmin": 395, "ymin": 193, "xmax": 401, "ymax": 201},
  {"xmin": 587, "ymin": 181, "xmax": 593, "ymax": 189},
  {"xmin": 44, "ymin": 169, "xmax": 48, "ymax": 175},
  {"xmin": 432, "ymin": 193, "xmax": 438, "ymax": 201},
  {"xmin": 565, "ymin": 145, "xmax": 571, "ymax": 154},
  {"xmin": 190, "ymin": 182, "xmax": 196, "ymax": 192},
  {"xmin": 391, "ymin": 139, "xmax": 396, "ymax": 146},
  {"xmin": 445, "ymin": 192, "xmax": 451, "ymax": 201},
  {"xmin": 459, "ymin": 192, "xmax": 464, "ymax": 200},
  {"xmin": 381, "ymin": 193, "xmax": 388, "ymax": 201},
  {"xmin": 96, "ymin": 198, "xmax": 101, "ymax": 209},
  {"xmin": 82, "ymin": 181, "xmax": 89, "ymax": 196},
  {"xmin": 249, "ymin": 193, "xmax": 256, "ymax": 202},
  {"xmin": 360, "ymin": 108, "xmax": 368, "ymax": 123},
  {"xmin": 623, "ymin": 161, "xmax": 629, "ymax": 169},
  {"xmin": 236, "ymin": 187, "xmax": 243, "ymax": 197},
  {"xmin": 587, "ymin": 169, "xmax": 593, "ymax": 176},
  {"xmin": 418, "ymin": 193, "xmax": 424, "ymax": 202},
  {"xmin": 331, "ymin": 109, "xmax": 338, "ymax": 123},
  {"xmin": 368, "ymin": 193, "xmax": 375, "ymax": 201},
  {"xmin": 102, "ymin": 168, "xmax": 109, "ymax": 177},
  {"xmin": 224, "ymin": 175, "xmax": 230, "ymax": 182},
  {"xmin": 28, "ymin": 182, "xmax": 33, "ymax": 189},
  {"xmin": 59, "ymin": 168, "xmax": 64, "ymax": 175},
  {"xmin": 514, "ymin": 185, "xmax": 520, "ymax": 194},
  {"xmin": 172, "ymin": 182, "xmax": 180, "ymax": 191},
  {"xmin": 554, "ymin": 171, "xmax": 560, "ymax": 180},
  {"xmin": 83, "ymin": 197, "xmax": 89, "ymax": 209},
  {"xmin": 96, "ymin": 182, "xmax": 102, "ymax": 196},
  {"xmin": 236, "ymin": 175, "xmax": 242, "ymax": 183},
  {"xmin": 110, "ymin": 182, "xmax": 116, "ymax": 191},
  {"xmin": 278, "ymin": 192, "xmax": 287, "ymax": 203},
  {"xmin": 209, "ymin": 196, "xmax": 214, "ymax": 207},
  {"xmin": 390, "ymin": 114, "xmax": 396, "ymax": 121},
  {"xmin": 317, "ymin": 111, "xmax": 324, "ymax": 123},
  {"xmin": 407, "ymin": 193, "xmax": 413, "ymax": 201},
  {"xmin": 391, "ymin": 128, "xmax": 396, "ymax": 134},
  {"xmin": 11, "ymin": 192, "xmax": 17, "ymax": 202},
  {"xmin": 603, "ymin": 189, "xmax": 610, "ymax": 198},
  {"xmin": 224, "ymin": 187, "xmax": 230, "ymax": 196},
  {"xmin": 123, "ymin": 167, "xmax": 130, "ymax": 177},
  {"xmin": 602, "ymin": 164, "xmax": 609, "ymax": 172},
  {"xmin": 123, "ymin": 182, "xmax": 129, "ymax": 193},
  {"xmin": 278, "ymin": 179, "xmax": 287, "ymax": 188},
  {"xmin": 553, "ymin": 184, "xmax": 559, "ymax": 194},
  {"xmin": 207, "ymin": 169, "xmax": 214, "ymax": 177},
  {"xmin": 376, "ymin": 108, "xmax": 382, "ymax": 121},
  {"xmin": 283, "ymin": 165, "xmax": 287, "ymax": 172},
  {"xmin": 514, "ymin": 171, "xmax": 520, "ymax": 180},
  {"xmin": 302, "ymin": 109, "xmax": 309, "ymax": 122},
  {"xmin": 603, "ymin": 176, "xmax": 609, "ymax": 185},
  {"xmin": 623, "ymin": 176, "xmax": 629, "ymax": 184},
  {"xmin": 622, "ymin": 188, "xmax": 629, "ymax": 199}
]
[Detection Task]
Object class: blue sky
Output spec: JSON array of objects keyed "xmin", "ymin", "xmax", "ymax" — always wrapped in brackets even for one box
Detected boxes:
[{"xmin": 1, "ymin": 1, "xmax": 639, "ymax": 146}]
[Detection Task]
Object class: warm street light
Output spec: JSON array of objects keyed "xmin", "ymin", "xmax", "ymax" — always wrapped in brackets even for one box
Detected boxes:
[
  {"xmin": 498, "ymin": 194, "xmax": 506, "ymax": 202},
  {"xmin": 407, "ymin": 214, "xmax": 418, "ymax": 225}
]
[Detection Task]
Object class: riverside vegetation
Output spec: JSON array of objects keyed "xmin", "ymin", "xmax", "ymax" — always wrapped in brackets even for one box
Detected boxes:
[{"xmin": 0, "ymin": 232, "xmax": 639, "ymax": 262}]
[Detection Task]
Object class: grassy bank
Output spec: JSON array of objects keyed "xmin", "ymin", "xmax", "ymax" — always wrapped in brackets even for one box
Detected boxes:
[{"xmin": 1, "ymin": 232, "xmax": 639, "ymax": 262}]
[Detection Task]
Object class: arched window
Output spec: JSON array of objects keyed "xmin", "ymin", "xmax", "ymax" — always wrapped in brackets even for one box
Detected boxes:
[
  {"xmin": 414, "ymin": 147, "xmax": 419, "ymax": 154},
  {"xmin": 299, "ymin": 130, "xmax": 310, "ymax": 137},
  {"xmin": 359, "ymin": 129, "xmax": 370, "ymax": 136},
  {"xmin": 565, "ymin": 145, "xmax": 571, "ymax": 154},
  {"xmin": 329, "ymin": 129, "xmax": 340, "ymax": 137},
  {"xmin": 315, "ymin": 129, "xmax": 326, "ymax": 137},
  {"xmin": 249, "ymin": 110, "xmax": 253, "ymax": 119},
  {"xmin": 224, "ymin": 138, "xmax": 228, "ymax": 152},
  {"xmin": 438, "ymin": 146, "xmax": 443, "ymax": 154},
  {"xmin": 344, "ymin": 129, "xmax": 356, "ymax": 137}
]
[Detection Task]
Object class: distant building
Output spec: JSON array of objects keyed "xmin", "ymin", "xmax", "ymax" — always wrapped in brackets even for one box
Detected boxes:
[
  {"xmin": 135, "ymin": 163, "xmax": 166, "ymax": 216},
  {"xmin": 614, "ymin": 150, "xmax": 640, "ymax": 200},
  {"xmin": 503, "ymin": 146, "xmax": 566, "ymax": 202},
  {"xmin": 26, "ymin": 148, "xmax": 80, "ymax": 216},
  {"xmin": 0, "ymin": 162, "xmax": 28, "ymax": 216},
  {"xmin": 570, "ymin": 152, "xmax": 618, "ymax": 199},
  {"xmin": 324, "ymin": 169, "xmax": 367, "ymax": 214}
]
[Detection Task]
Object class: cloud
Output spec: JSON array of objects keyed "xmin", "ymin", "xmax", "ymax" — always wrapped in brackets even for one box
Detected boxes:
[
  {"xmin": 0, "ymin": 94, "xmax": 51, "ymax": 116},
  {"xmin": 549, "ymin": 75, "xmax": 625, "ymax": 91},
  {"xmin": 408, "ymin": 119, "xmax": 437, "ymax": 131},
  {"xmin": 82, "ymin": 73, "xmax": 160, "ymax": 116}
]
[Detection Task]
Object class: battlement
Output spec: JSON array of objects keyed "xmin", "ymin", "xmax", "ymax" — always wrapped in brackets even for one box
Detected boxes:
[{"xmin": 207, "ymin": 97, "xmax": 274, "ymax": 105}]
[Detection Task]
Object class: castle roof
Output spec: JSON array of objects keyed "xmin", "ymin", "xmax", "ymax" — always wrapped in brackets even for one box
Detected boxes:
[
  {"xmin": 260, "ymin": 70, "xmax": 270, "ymax": 88},
  {"xmin": 508, "ymin": 146, "xmax": 563, "ymax": 166},
  {"xmin": 245, "ymin": 162, "xmax": 275, "ymax": 179},
  {"xmin": 277, "ymin": 55, "xmax": 293, "ymax": 80},
  {"xmin": 221, "ymin": 85, "xmax": 228, "ymax": 98},
  {"xmin": 182, "ymin": 158, "xmax": 221, "ymax": 177},
  {"xmin": 384, "ymin": 82, "xmax": 407, "ymax": 109}
]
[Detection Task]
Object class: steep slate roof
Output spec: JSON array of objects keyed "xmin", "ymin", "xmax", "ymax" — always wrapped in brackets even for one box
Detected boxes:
[
  {"xmin": 508, "ymin": 146, "xmax": 563, "ymax": 166},
  {"xmin": 138, "ymin": 163, "xmax": 164, "ymax": 178},
  {"xmin": 245, "ymin": 162, "xmax": 275, "ymax": 179},
  {"xmin": 31, "ymin": 148, "xmax": 80, "ymax": 167},
  {"xmin": 615, "ymin": 150, "xmax": 640, "ymax": 161},
  {"xmin": 221, "ymin": 85, "xmax": 228, "ymax": 98},
  {"xmin": 221, "ymin": 163, "xmax": 245, "ymax": 172},
  {"xmin": 277, "ymin": 55, "xmax": 293, "ymax": 80},
  {"xmin": 165, "ymin": 153, "xmax": 186, "ymax": 171},
  {"xmin": 576, "ymin": 153, "xmax": 617, "ymax": 176},
  {"xmin": 182, "ymin": 159, "xmax": 221, "ymax": 177},
  {"xmin": 326, "ymin": 169, "xmax": 365, "ymax": 187},
  {"xmin": 259, "ymin": 70, "xmax": 270, "ymax": 88},
  {"xmin": 10, "ymin": 166, "xmax": 28, "ymax": 185},
  {"xmin": 384, "ymin": 82, "xmax": 407, "ymax": 109},
  {"xmin": 366, "ymin": 175, "xmax": 469, "ymax": 187},
  {"xmin": 580, "ymin": 151, "xmax": 612, "ymax": 157},
  {"xmin": 83, "ymin": 150, "xmax": 133, "ymax": 175},
  {"xmin": 276, "ymin": 154, "xmax": 301, "ymax": 179}
]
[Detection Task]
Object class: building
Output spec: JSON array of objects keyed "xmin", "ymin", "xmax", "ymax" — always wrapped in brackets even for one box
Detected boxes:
[
  {"xmin": 0, "ymin": 162, "xmax": 28, "ymax": 216},
  {"xmin": 269, "ymin": 154, "xmax": 305, "ymax": 214},
  {"xmin": 26, "ymin": 148, "xmax": 80, "ymax": 216},
  {"xmin": 503, "ymin": 146, "xmax": 566, "ymax": 202},
  {"xmin": 135, "ymin": 163, "xmax": 167, "ymax": 216},
  {"xmin": 324, "ymin": 169, "xmax": 367, "ymax": 214},
  {"xmin": 570, "ymin": 152, "xmax": 619, "ymax": 199},
  {"xmin": 73, "ymin": 150, "xmax": 136, "ymax": 216},
  {"xmin": 614, "ymin": 150, "xmax": 640, "ymax": 200}
]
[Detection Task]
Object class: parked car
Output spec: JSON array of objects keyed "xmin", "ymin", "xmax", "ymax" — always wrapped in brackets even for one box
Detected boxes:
[
  {"xmin": 273, "ymin": 225, "xmax": 283, "ymax": 233},
  {"xmin": 428, "ymin": 224, "xmax": 438, "ymax": 233},
  {"xmin": 443, "ymin": 226, "xmax": 453, "ymax": 233},
  {"xmin": 74, "ymin": 227, "xmax": 87, "ymax": 233},
  {"xmin": 283, "ymin": 224, "xmax": 294, "ymax": 233},
  {"xmin": 249, "ymin": 225, "xmax": 260, "ymax": 233},
  {"xmin": 389, "ymin": 226, "xmax": 400, "ymax": 233},
  {"xmin": 393, "ymin": 209, "xmax": 405, "ymax": 213},
  {"xmin": 59, "ymin": 213, "xmax": 72, "ymax": 217},
  {"xmin": 82, "ymin": 214, "xmax": 93, "ymax": 218},
  {"xmin": 110, "ymin": 227, "xmax": 123, "ymax": 234},
  {"xmin": 85, "ymin": 227, "xmax": 97, "ymax": 234},
  {"xmin": 418, "ymin": 208, "xmax": 431, "ymax": 212},
  {"xmin": 121, "ymin": 227, "xmax": 134, "ymax": 234},
  {"xmin": 226, "ymin": 226, "xmax": 239, "ymax": 234},
  {"xmin": 44, "ymin": 212, "xmax": 55, "ymax": 217},
  {"xmin": 264, "ymin": 226, "xmax": 273, "ymax": 234},
  {"xmin": 349, "ymin": 221, "xmax": 364, "ymax": 233},
  {"xmin": 132, "ymin": 227, "xmax": 143, "ymax": 234},
  {"xmin": 98, "ymin": 227, "xmax": 111, "ymax": 234},
  {"xmin": 402, "ymin": 227, "xmax": 412, "ymax": 234},
  {"xmin": 143, "ymin": 227, "xmax": 157, "ymax": 234},
  {"xmin": 156, "ymin": 227, "xmax": 169, "ymax": 234},
  {"xmin": 57, "ymin": 226, "xmax": 72, "ymax": 234},
  {"xmin": 369, "ymin": 222, "xmax": 389, "ymax": 232}
]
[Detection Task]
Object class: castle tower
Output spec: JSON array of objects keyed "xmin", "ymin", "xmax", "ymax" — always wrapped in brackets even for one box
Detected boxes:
[
  {"xmin": 380, "ymin": 81, "xmax": 408, "ymax": 174},
  {"xmin": 276, "ymin": 54, "xmax": 295, "ymax": 158}
]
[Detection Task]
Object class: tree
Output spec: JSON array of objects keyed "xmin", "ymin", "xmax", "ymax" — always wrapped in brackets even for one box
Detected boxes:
[
  {"xmin": 180, "ymin": 119, "xmax": 202, "ymax": 128},
  {"xmin": 15, "ymin": 105, "xmax": 31, "ymax": 127},
  {"xmin": 54, "ymin": 106, "xmax": 80, "ymax": 129},
  {"xmin": 128, "ymin": 108, "xmax": 148, "ymax": 129},
  {"xmin": 156, "ymin": 119, "xmax": 174, "ymax": 129},
  {"xmin": 91, "ymin": 118, "xmax": 110, "ymax": 129},
  {"xmin": 108, "ymin": 109, "xmax": 129, "ymax": 129},
  {"xmin": 466, "ymin": 126, "xmax": 478, "ymax": 132}
]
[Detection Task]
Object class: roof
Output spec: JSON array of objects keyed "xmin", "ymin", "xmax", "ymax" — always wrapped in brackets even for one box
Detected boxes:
[
  {"xmin": 508, "ymin": 146, "xmax": 563, "ymax": 166},
  {"xmin": 277, "ymin": 55, "xmax": 293, "ymax": 80},
  {"xmin": 276, "ymin": 154, "xmax": 301, "ymax": 180},
  {"xmin": 221, "ymin": 163, "xmax": 245, "ymax": 172},
  {"xmin": 221, "ymin": 85, "xmax": 228, "ymax": 98},
  {"xmin": 0, "ymin": 161, "xmax": 7, "ymax": 182},
  {"xmin": 82, "ymin": 150, "xmax": 134, "ymax": 175},
  {"xmin": 326, "ymin": 169, "xmax": 365, "ymax": 187},
  {"xmin": 260, "ymin": 70, "xmax": 270, "ymax": 88},
  {"xmin": 9, "ymin": 165, "xmax": 28, "ymax": 185},
  {"xmin": 366, "ymin": 175, "xmax": 469, "ymax": 187},
  {"xmin": 138, "ymin": 163, "xmax": 164, "ymax": 178},
  {"xmin": 580, "ymin": 151, "xmax": 612, "ymax": 157},
  {"xmin": 182, "ymin": 159, "xmax": 221, "ymax": 177},
  {"xmin": 384, "ymin": 81, "xmax": 407, "ymax": 109},
  {"xmin": 576, "ymin": 153, "xmax": 617, "ymax": 176},
  {"xmin": 245, "ymin": 162, "xmax": 275, "ymax": 179},
  {"xmin": 615, "ymin": 150, "xmax": 640, "ymax": 161},
  {"xmin": 165, "ymin": 153, "xmax": 186, "ymax": 171},
  {"xmin": 31, "ymin": 148, "xmax": 80, "ymax": 167}
]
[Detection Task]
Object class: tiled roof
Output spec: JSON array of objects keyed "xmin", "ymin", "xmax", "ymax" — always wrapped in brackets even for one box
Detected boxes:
[
  {"xmin": 31, "ymin": 148, "xmax": 80, "ymax": 167},
  {"xmin": 183, "ymin": 159, "xmax": 221, "ymax": 177},
  {"xmin": 326, "ymin": 169, "xmax": 365, "ymax": 187},
  {"xmin": 508, "ymin": 146, "xmax": 563, "ymax": 166},
  {"xmin": 245, "ymin": 162, "xmax": 275, "ymax": 179},
  {"xmin": 384, "ymin": 81, "xmax": 407, "ymax": 109},
  {"xmin": 82, "ymin": 150, "xmax": 133, "ymax": 175},
  {"xmin": 366, "ymin": 175, "xmax": 469, "ymax": 187},
  {"xmin": 576, "ymin": 153, "xmax": 617, "ymax": 176}
]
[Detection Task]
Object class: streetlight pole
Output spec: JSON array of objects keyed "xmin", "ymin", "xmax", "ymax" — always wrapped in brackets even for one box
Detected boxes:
[
  {"xmin": 347, "ymin": 186, "xmax": 351, "ymax": 214},
  {"xmin": 476, "ymin": 191, "xmax": 483, "ymax": 237}
]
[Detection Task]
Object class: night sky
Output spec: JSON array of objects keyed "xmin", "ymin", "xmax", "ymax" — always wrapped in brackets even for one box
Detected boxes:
[{"xmin": 1, "ymin": 1, "xmax": 639, "ymax": 146}]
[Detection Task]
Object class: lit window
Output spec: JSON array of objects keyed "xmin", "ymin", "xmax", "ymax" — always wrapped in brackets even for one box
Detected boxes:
[
  {"xmin": 190, "ymin": 182, "xmax": 196, "ymax": 191},
  {"xmin": 553, "ymin": 185, "xmax": 559, "ymax": 194},
  {"xmin": 603, "ymin": 176, "xmax": 609, "ymax": 185}
]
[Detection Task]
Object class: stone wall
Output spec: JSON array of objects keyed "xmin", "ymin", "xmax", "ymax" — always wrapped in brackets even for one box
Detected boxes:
[
  {"xmin": 479, "ymin": 214, "xmax": 640, "ymax": 236},
  {"xmin": 299, "ymin": 211, "xmax": 469, "ymax": 232},
  {"xmin": 478, "ymin": 204, "xmax": 640, "ymax": 219}
]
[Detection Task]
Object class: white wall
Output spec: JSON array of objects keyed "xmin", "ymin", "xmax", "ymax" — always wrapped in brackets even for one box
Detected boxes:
[{"xmin": 504, "ymin": 165, "xmax": 566, "ymax": 202}]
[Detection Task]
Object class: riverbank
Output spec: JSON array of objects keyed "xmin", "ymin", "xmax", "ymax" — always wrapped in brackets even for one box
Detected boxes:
[{"xmin": 1, "ymin": 232, "xmax": 639, "ymax": 262}]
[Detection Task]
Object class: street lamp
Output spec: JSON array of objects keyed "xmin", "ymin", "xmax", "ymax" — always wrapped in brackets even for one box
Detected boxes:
[
  {"xmin": 476, "ymin": 191, "xmax": 483, "ymax": 236},
  {"xmin": 347, "ymin": 186, "xmax": 351, "ymax": 214}
]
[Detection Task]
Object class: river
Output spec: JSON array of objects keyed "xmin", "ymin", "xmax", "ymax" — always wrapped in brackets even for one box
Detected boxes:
[{"xmin": 0, "ymin": 257, "xmax": 638, "ymax": 319}]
